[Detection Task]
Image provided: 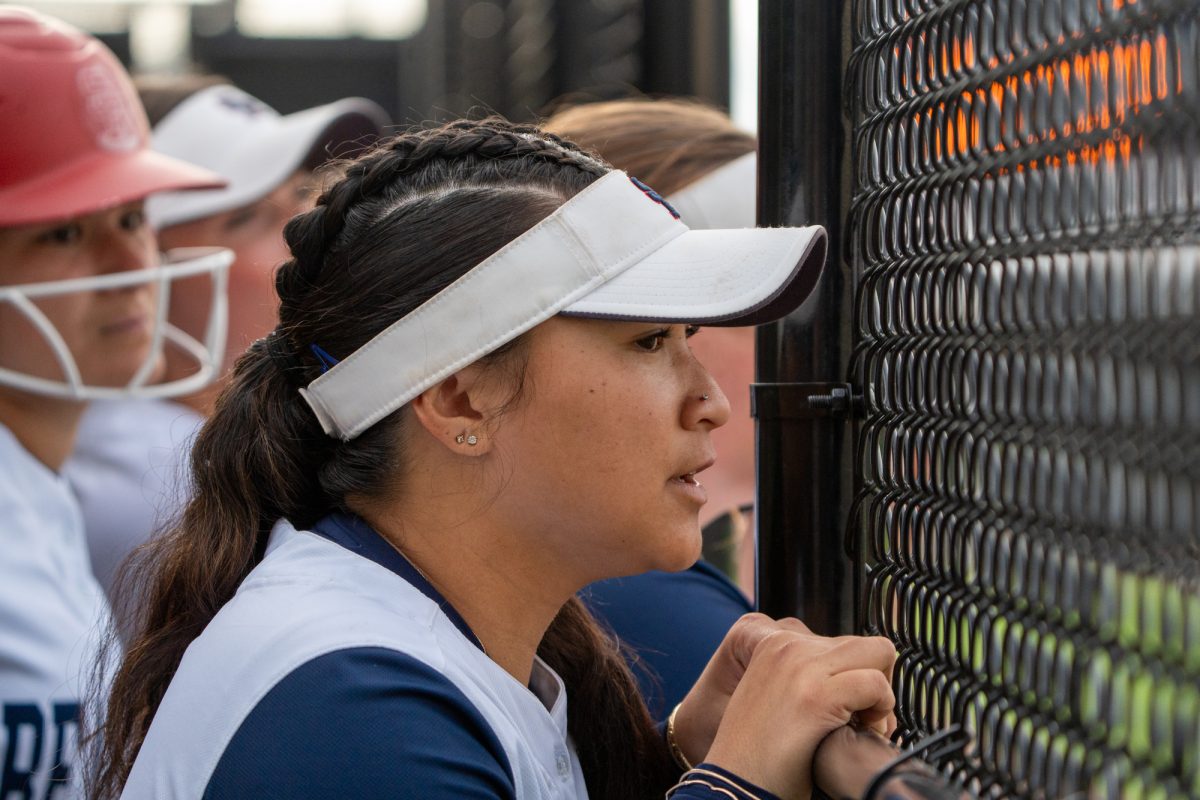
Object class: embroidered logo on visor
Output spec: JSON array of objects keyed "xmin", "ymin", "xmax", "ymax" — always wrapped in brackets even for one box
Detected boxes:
[
  {"xmin": 216, "ymin": 90, "xmax": 271, "ymax": 117},
  {"xmin": 629, "ymin": 176, "xmax": 681, "ymax": 220}
]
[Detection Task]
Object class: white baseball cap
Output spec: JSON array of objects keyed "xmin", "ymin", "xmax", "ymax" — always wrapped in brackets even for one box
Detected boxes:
[
  {"xmin": 300, "ymin": 170, "xmax": 827, "ymax": 440},
  {"xmin": 146, "ymin": 85, "xmax": 390, "ymax": 229}
]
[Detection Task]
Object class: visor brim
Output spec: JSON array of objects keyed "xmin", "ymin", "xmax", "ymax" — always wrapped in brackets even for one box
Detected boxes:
[
  {"xmin": 148, "ymin": 96, "xmax": 389, "ymax": 229},
  {"xmin": 562, "ymin": 225, "xmax": 827, "ymax": 327}
]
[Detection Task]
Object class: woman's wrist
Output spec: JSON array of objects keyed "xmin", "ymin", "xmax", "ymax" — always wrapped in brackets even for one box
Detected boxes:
[{"xmin": 667, "ymin": 698, "xmax": 711, "ymax": 770}]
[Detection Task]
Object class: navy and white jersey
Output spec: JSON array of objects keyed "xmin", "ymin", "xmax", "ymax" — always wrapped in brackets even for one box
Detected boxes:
[
  {"xmin": 64, "ymin": 399, "xmax": 201, "ymax": 597},
  {"xmin": 121, "ymin": 513, "xmax": 776, "ymax": 800},
  {"xmin": 0, "ymin": 423, "xmax": 112, "ymax": 800},
  {"xmin": 122, "ymin": 512, "xmax": 589, "ymax": 800}
]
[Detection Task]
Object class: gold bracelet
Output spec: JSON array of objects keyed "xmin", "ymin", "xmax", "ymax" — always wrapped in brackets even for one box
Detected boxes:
[{"xmin": 666, "ymin": 703, "xmax": 694, "ymax": 771}]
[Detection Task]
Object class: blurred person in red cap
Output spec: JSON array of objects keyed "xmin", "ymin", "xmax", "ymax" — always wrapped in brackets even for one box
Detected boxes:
[
  {"xmin": 0, "ymin": 6, "xmax": 232, "ymax": 798},
  {"xmin": 65, "ymin": 77, "xmax": 390, "ymax": 601}
]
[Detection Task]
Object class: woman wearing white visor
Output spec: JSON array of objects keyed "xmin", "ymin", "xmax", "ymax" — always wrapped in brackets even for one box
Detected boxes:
[
  {"xmin": 96, "ymin": 119, "xmax": 895, "ymax": 800},
  {"xmin": 66, "ymin": 78, "xmax": 389, "ymax": 598},
  {"xmin": 0, "ymin": 8, "xmax": 230, "ymax": 799}
]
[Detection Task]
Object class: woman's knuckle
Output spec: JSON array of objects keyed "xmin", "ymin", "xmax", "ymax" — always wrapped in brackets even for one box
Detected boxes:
[{"xmin": 736, "ymin": 612, "xmax": 773, "ymax": 629}]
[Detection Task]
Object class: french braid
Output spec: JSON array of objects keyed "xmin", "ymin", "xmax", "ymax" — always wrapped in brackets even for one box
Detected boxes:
[{"xmin": 277, "ymin": 119, "xmax": 607, "ymax": 310}]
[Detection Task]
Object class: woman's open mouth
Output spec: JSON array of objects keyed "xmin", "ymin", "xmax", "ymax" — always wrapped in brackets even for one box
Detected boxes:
[{"xmin": 668, "ymin": 459, "xmax": 713, "ymax": 505}]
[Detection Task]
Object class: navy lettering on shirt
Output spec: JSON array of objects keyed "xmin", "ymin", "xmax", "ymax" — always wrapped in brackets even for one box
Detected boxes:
[
  {"xmin": 46, "ymin": 703, "xmax": 80, "ymax": 798},
  {"xmin": 2, "ymin": 702, "xmax": 80, "ymax": 800},
  {"xmin": 3, "ymin": 703, "xmax": 44, "ymax": 800}
]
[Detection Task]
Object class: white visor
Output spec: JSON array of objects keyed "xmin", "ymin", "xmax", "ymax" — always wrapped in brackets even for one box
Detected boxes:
[
  {"xmin": 0, "ymin": 247, "xmax": 232, "ymax": 401},
  {"xmin": 299, "ymin": 171, "xmax": 826, "ymax": 440},
  {"xmin": 666, "ymin": 152, "xmax": 757, "ymax": 230}
]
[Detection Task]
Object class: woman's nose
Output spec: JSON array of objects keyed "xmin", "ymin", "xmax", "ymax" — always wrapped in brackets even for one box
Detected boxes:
[
  {"xmin": 96, "ymin": 226, "xmax": 155, "ymax": 277},
  {"xmin": 685, "ymin": 373, "xmax": 731, "ymax": 431}
]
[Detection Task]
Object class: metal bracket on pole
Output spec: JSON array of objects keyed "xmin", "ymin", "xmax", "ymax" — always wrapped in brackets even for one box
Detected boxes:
[{"xmin": 751, "ymin": 382, "xmax": 865, "ymax": 420}]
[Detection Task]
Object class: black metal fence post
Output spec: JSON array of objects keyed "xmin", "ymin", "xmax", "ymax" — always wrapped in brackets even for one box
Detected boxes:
[{"xmin": 754, "ymin": 0, "xmax": 856, "ymax": 634}]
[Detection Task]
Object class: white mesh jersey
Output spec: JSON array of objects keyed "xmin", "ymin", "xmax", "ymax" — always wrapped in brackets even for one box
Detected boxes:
[
  {"xmin": 121, "ymin": 519, "xmax": 588, "ymax": 800},
  {"xmin": 0, "ymin": 424, "xmax": 111, "ymax": 800}
]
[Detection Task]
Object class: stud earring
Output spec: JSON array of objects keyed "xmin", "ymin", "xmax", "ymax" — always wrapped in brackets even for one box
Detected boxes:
[
  {"xmin": 466, "ymin": 434, "xmax": 478, "ymax": 446},
  {"xmin": 455, "ymin": 433, "xmax": 465, "ymax": 444}
]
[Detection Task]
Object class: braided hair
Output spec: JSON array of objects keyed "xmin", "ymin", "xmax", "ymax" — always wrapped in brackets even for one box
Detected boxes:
[{"xmin": 92, "ymin": 119, "xmax": 677, "ymax": 799}]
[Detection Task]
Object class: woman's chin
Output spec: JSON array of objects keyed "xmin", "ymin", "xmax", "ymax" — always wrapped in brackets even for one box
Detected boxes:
[{"xmin": 649, "ymin": 528, "xmax": 704, "ymax": 574}]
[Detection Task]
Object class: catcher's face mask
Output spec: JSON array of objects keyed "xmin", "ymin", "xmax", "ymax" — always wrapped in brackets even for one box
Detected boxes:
[{"xmin": 0, "ymin": 246, "xmax": 232, "ymax": 401}]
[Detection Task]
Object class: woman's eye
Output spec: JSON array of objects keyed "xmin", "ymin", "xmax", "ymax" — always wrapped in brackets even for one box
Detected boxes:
[
  {"xmin": 121, "ymin": 208, "xmax": 147, "ymax": 231},
  {"xmin": 634, "ymin": 330, "xmax": 669, "ymax": 352},
  {"xmin": 223, "ymin": 205, "xmax": 259, "ymax": 232},
  {"xmin": 684, "ymin": 325, "xmax": 701, "ymax": 338},
  {"xmin": 38, "ymin": 223, "xmax": 82, "ymax": 245}
]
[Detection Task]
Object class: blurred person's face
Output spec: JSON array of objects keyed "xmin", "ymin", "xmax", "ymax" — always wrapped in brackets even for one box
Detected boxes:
[
  {"xmin": 688, "ymin": 327, "xmax": 756, "ymax": 493},
  {"xmin": 158, "ymin": 170, "xmax": 312, "ymax": 375},
  {"xmin": 0, "ymin": 201, "xmax": 160, "ymax": 395}
]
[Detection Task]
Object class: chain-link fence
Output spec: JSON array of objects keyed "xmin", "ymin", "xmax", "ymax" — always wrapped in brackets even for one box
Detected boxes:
[{"xmin": 846, "ymin": 0, "xmax": 1200, "ymax": 796}]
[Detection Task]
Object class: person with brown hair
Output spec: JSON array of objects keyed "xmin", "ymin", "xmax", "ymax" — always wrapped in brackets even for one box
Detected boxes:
[
  {"xmin": 544, "ymin": 98, "xmax": 763, "ymax": 720},
  {"xmin": 94, "ymin": 118, "xmax": 894, "ymax": 800},
  {"xmin": 0, "ymin": 8, "xmax": 230, "ymax": 797},
  {"xmin": 543, "ymin": 98, "xmax": 756, "ymax": 202}
]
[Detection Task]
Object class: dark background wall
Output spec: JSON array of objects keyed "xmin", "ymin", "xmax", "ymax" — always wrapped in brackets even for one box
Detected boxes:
[{"xmin": 101, "ymin": 0, "xmax": 731, "ymax": 125}]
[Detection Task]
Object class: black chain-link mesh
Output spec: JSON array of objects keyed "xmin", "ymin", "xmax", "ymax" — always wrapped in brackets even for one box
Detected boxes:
[{"xmin": 846, "ymin": 1, "xmax": 1200, "ymax": 796}]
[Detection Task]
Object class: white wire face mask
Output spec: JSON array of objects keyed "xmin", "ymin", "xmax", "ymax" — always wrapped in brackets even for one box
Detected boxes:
[{"xmin": 0, "ymin": 246, "xmax": 232, "ymax": 401}]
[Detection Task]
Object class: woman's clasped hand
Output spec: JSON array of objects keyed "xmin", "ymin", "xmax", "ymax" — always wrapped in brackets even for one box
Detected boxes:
[{"xmin": 672, "ymin": 614, "xmax": 898, "ymax": 799}]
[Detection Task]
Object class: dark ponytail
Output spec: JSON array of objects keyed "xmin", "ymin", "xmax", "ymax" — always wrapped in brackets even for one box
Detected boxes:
[
  {"xmin": 93, "ymin": 118, "xmax": 677, "ymax": 800},
  {"xmin": 541, "ymin": 599, "xmax": 679, "ymax": 795}
]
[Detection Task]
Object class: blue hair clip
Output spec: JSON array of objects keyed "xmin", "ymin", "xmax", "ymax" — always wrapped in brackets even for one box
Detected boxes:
[{"xmin": 310, "ymin": 343, "xmax": 341, "ymax": 373}]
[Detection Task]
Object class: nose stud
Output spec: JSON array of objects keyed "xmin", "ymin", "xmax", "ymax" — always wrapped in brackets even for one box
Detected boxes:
[{"xmin": 699, "ymin": 393, "xmax": 710, "ymax": 402}]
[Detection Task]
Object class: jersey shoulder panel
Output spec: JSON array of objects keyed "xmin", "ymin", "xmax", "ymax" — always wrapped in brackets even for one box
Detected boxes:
[{"xmin": 203, "ymin": 647, "xmax": 517, "ymax": 800}]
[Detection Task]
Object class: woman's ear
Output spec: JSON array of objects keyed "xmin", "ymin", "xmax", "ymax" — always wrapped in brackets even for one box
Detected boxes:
[{"xmin": 409, "ymin": 364, "xmax": 502, "ymax": 455}]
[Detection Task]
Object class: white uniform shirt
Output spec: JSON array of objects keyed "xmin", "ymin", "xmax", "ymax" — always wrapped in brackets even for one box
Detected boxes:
[
  {"xmin": 0, "ymin": 424, "xmax": 111, "ymax": 800},
  {"xmin": 64, "ymin": 399, "xmax": 201, "ymax": 597}
]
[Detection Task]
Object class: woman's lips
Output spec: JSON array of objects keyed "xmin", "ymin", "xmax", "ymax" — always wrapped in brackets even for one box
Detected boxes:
[
  {"xmin": 667, "ymin": 458, "xmax": 715, "ymax": 505},
  {"xmin": 669, "ymin": 472, "xmax": 709, "ymax": 505},
  {"xmin": 99, "ymin": 312, "xmax": 150, "ymax": 336}
]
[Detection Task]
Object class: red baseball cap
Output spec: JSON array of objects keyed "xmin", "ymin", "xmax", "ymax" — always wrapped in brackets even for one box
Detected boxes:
[{"xmin": 0, "ymin": 6, "xmax": 225, "ymax": 227}]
